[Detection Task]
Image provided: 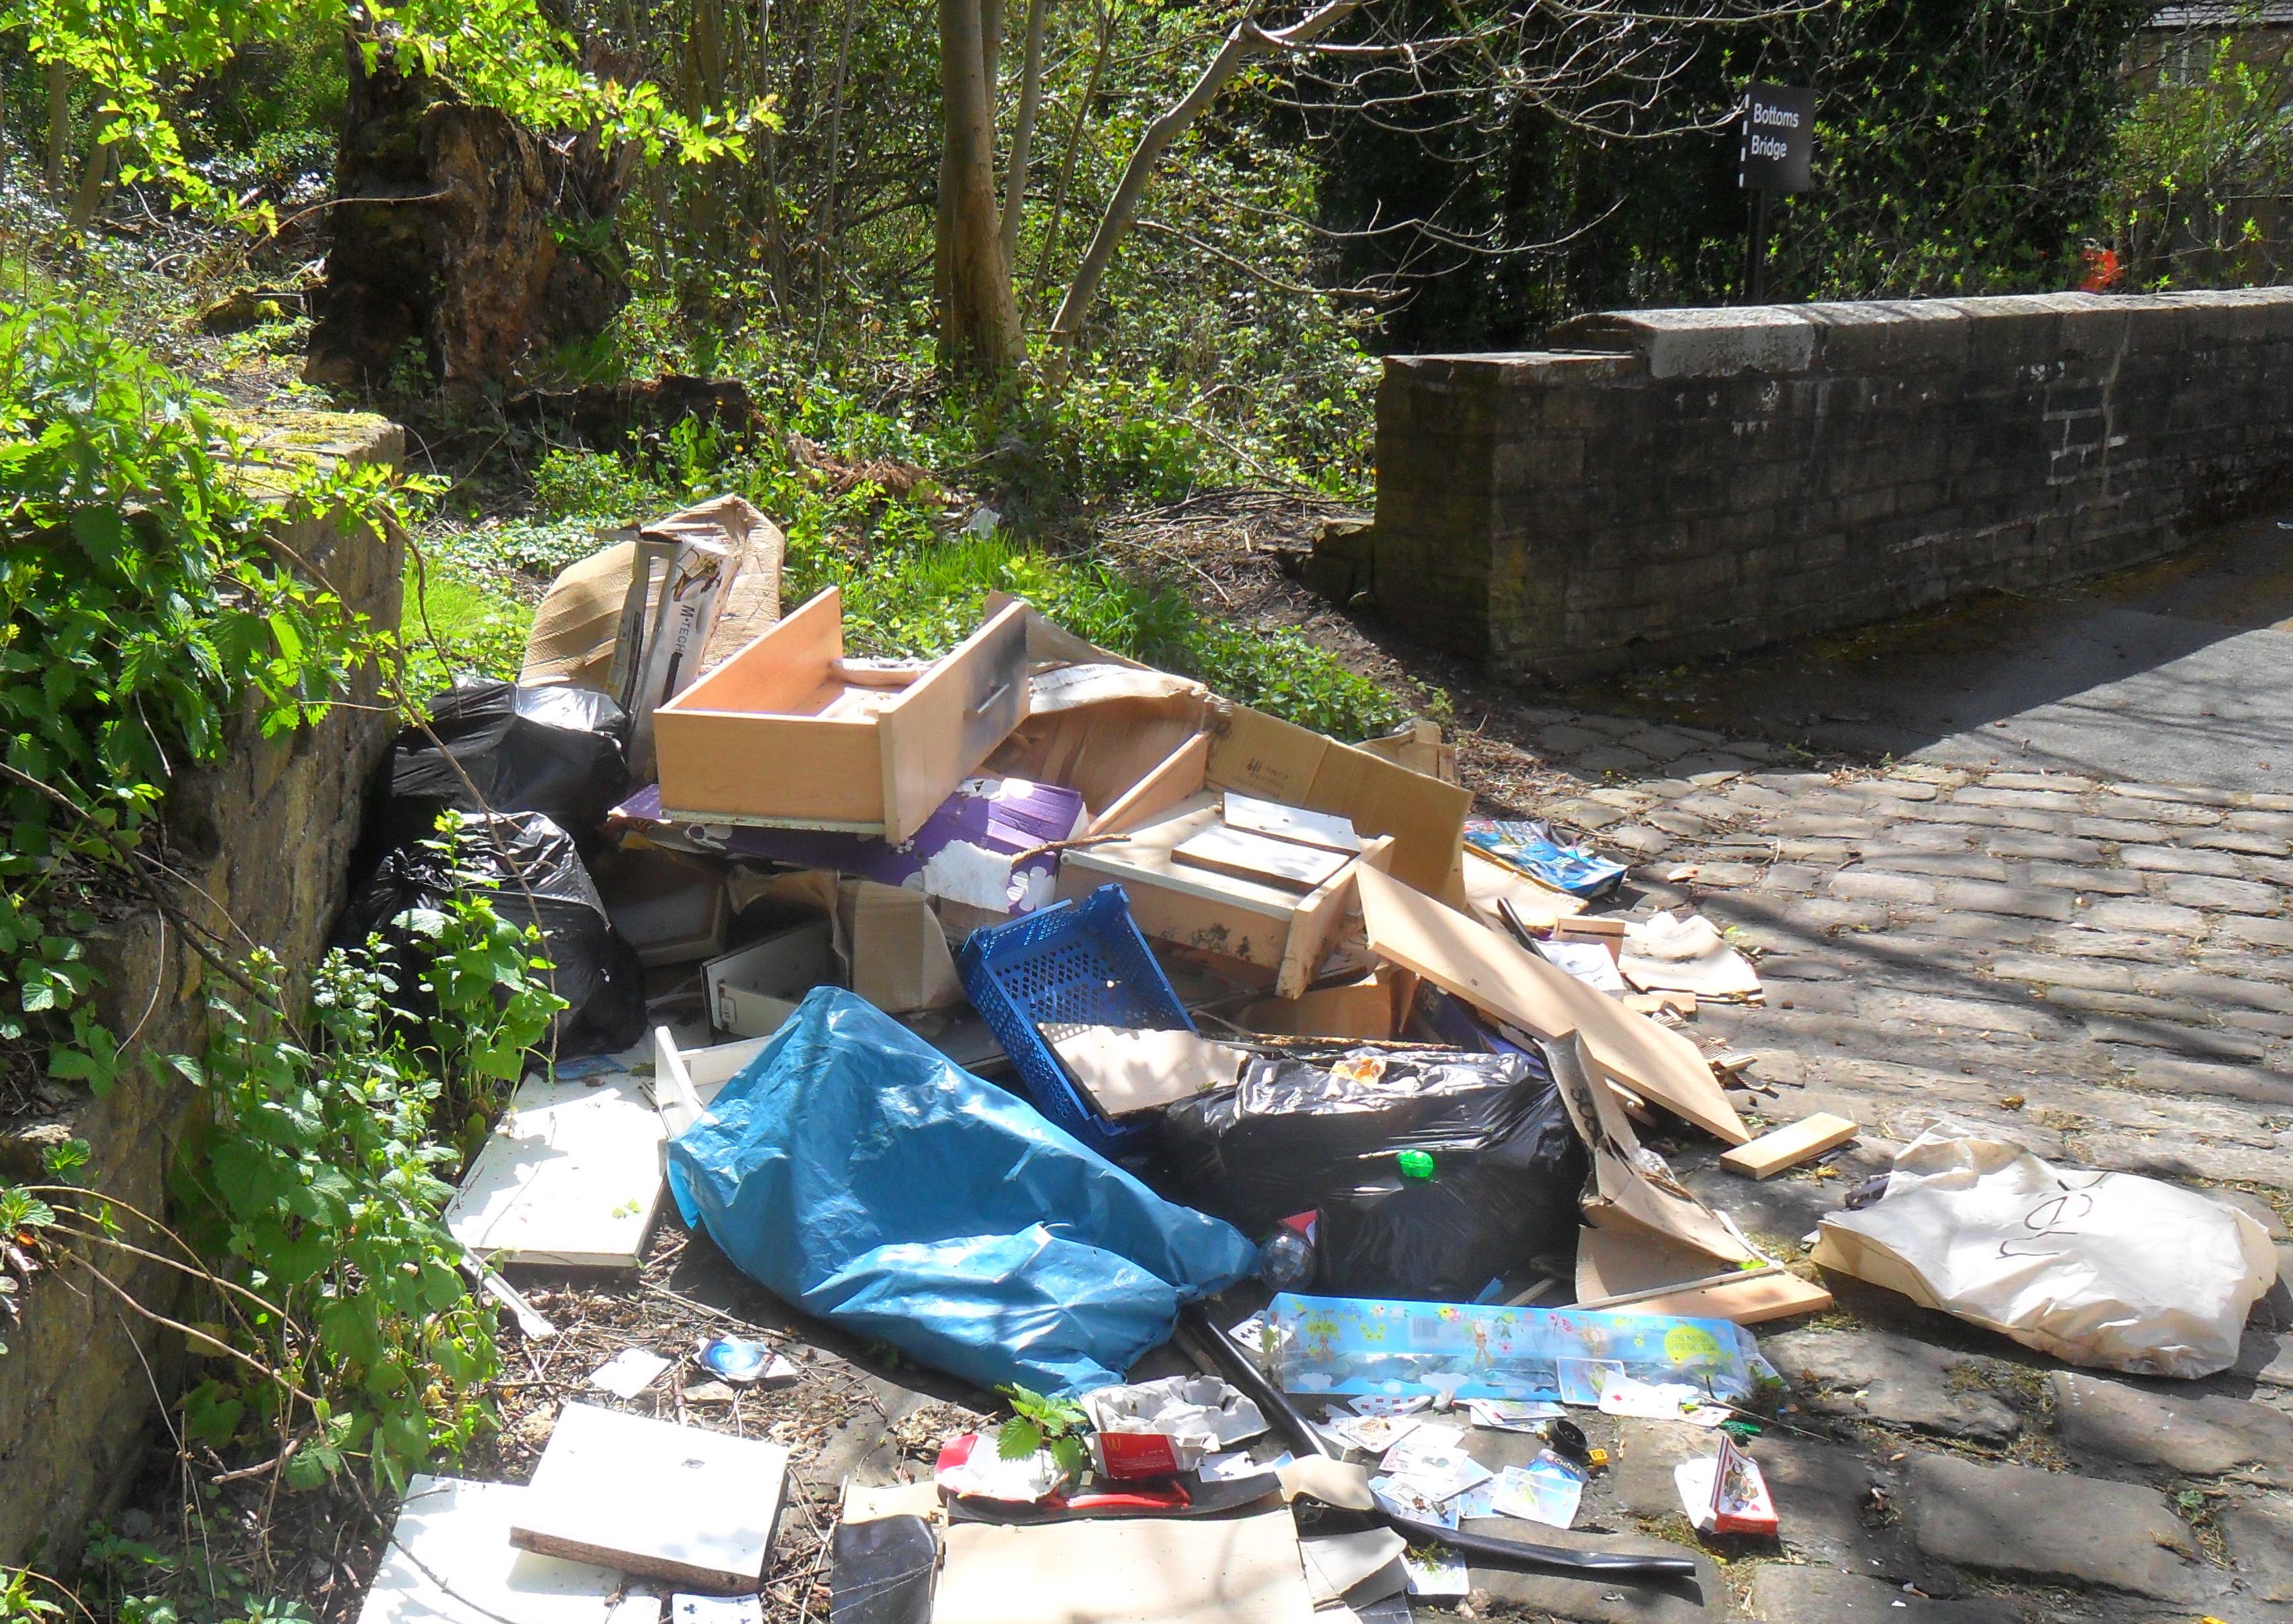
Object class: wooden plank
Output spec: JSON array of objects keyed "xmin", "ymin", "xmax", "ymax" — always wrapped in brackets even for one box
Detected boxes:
[
  {"xmin": 1720, "ymin": 1113, "xmax": 1859, "ymax": 1180},
  {"xmin": 1354, "ymin": 867, "xmax": 1749, "ymax": 1146},
  {"xmin": 510, "ymin": 1403, "xmax": 790, "ymax": 1590},
  {"xmin": 1462, "ymin": 844, "xmax": 1581, "ymax": 933},
  {"xmin": 1221, "ymin": 791, "xmax": 1362, "ymax": 854},
  {"xmin": 445, "ymin": 1073, "xmax": 666, "ymax": 1269},
  {"xmin": 1050, "ymin": 1025, "xmax": 1248, "ymax": 1115},
  {"xmin": 1272, "ymin": 835, "xmax": 1392, "ymax": 999},
  {"xmin": 1173, "ymin": 825, "xmax": 1351, "ymax": 891},
  {"xmin": 359, "ymin": 1476, "xmax": 658, "ymax": 1624},
  {"xmin": 1090, "ymin": 731, "xmax": 1209, "ymax": 836},
  {"xmin": 1064, "ymin": 798, "xmax": 1313, "ymax": 917},
  {"xmin": 1575, "ymin": 1230, "xmax": 1830, "ymax": 1324}
]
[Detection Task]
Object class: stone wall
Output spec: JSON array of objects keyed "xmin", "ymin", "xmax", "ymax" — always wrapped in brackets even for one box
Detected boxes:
[
  {"xmin": 0, "ymin": 415, "xmax": 403, "ymax": 1564},
  {"xmin": 1322, "ymin": 289, "xmax": 2293, "ymax": 675}
]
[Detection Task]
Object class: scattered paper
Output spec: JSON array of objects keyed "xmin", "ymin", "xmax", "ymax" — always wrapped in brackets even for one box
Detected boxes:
[
  {"xmin": 1330, "ymin": 1413, "xmax": 1423, "ymax": 1456},
  {"xmin": 1488, "ymin": 1454, "xmax": 1584, "ymax": 1530},
  {"xmin": 934, "ymin": 1433, "xmax": 1068, "ymax": 1503},
  {"xmin": 1380, "ymin": 1431, "xmax": 1489, "ymax": 1505},
  {"xmin": 1349, "ymin": 1394, "xmax": 1433, "ymax": 1419},
  {"xmin": 1368, "ymin": 1476, "xmax": 1456, "ymax": 1529},
  {"xmin": 588, "ymin": 1348, "xmax": 672, "ymax": 1399},
  {"xmin": 1466, "ymin": 1399, "xmax": 1565, "ymax": 1432},
  {"xmin": 1536, "ymin": 939, "xmax": 1627, "ymax": 995},
  {"xmin": 1598, "ymin": 1376, "xmax": 1728, "ymax": 1426},
  {"xmin": 1201, "ymin": 1449, "xmax": 1292, "ymax": 1482},
  {"xmin": 1676, "ymin": 1434, "xmax": 1778, "ymax": 1536},
  {"xmin": 672, "ymin": 1597, "xmax": 764, "ymax": 1624},
  {"xmin": 1400, "ymin": 1549, "xmax": 1468, "ymax": 1598},
  {"xmin": 1622, "ymin": 911, "xmax": 1762, "ymax": 1000}
]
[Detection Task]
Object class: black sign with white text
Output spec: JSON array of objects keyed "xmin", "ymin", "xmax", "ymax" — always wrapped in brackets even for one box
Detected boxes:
[{"xmin": 1739, "ymin": 82, "xmax": 1814, "ymax": 193}]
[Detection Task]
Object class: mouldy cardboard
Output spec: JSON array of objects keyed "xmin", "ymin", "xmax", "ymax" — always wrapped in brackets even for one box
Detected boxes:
[
  {"xmin": 703, "ymin": 918, "xmax": 835, "ymax": 1038},
  {"xmin": 1060, "ymin": 794, "xmax": 1392, "ymax": 997},
  {"xmin": 445, "ymin": 1072, "xmax": 666, "ymax": 1268},
  {"xmin": 654, "ymin": 587, "xmax": 1029, "ymax": 844},
  {"xmin": 933, "ymin": 1510, "xmax": 1316, "ymax": 1624},
  {"xmin": 1353, "ymin": 867, "xmax": 1749, "ymax": 1146},
  {"xmin": 359, "ymin": 1476, "xmax": 660, "ymax": 1624},
  {"xmin": 510, "ymin": 1403, "xmax": 790, "ymax": 1590}
]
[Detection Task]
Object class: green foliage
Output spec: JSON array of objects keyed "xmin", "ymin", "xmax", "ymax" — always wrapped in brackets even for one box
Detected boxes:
[
  {"xmin": 532, "ymin": 447, "xmax": 672, "ymax": 521},
  {"xmin": 996, "ymin": 1384, "xmax": 1088, "ymax": 1482},
  {"xmin": 0, "ymin": 295, "xmax": 379, "ymax": 1091},
  {"xmin": 2109, "ymin": 25, "xmax": 2293, "ymax": 287},
  {"xmin": 0, "ymin": 1568, "xmax": 64, "ymax": 1624},
  {"xmin": 401, "ymin": 556, "xmax": 535, "ymax": 693},
  {"xmin": 170, "ymin": 891, "xmax": 559, "ymax": 1492}
]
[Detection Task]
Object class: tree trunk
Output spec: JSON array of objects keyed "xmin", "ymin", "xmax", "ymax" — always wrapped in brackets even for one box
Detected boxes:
[
  {"xmin": 305, "ymin": 35, "xmax": 634, "ymax": 393},
  {"xmin": 44, "ymin": 63, "xmax": 69, "ymax": 193},
  {"xmin": 937, "ymin": 0, "xmax": 1024, "ymax": 374},
  {"xmin": 1032, "ymin": 0, "xmax": 1109, "ymax": 312},
  {"xmin": 65, "ymin": 109, "xmax": 115, "ymax": 229},
  {"xmin": 1000, "ymin": 0, "xmax": 1050, "ymax": 264},
  {"xmin": 1046, "ymin": 0, "xmax": 1360, "ymax": 355}
]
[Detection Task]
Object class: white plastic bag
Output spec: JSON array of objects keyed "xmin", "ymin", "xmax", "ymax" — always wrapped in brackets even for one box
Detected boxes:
[{"xmin": 1811, "ymin": 1120, "xmax": 2275, "ymax": 1378}]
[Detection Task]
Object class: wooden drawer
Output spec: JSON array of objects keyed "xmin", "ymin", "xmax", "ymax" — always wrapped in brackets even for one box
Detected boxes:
[{"xmin": 654, "ymin": 586, "xmax": 1029, "ymax": 844}]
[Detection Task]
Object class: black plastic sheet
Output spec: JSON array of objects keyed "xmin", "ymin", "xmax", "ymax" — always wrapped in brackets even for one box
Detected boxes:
[
  {"xmin": 1158, "ymin": 1048, "xmax": 1586, "ymax": 1300},
  {"xmin": 336, "ymin": 810, "xmax": 647, "ymax": 1056}
]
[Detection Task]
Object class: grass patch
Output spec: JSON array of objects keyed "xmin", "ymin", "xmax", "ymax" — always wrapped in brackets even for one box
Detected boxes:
[{"xmin": 400, "ymin": 557, "xmax": 532, "ymax": 695}]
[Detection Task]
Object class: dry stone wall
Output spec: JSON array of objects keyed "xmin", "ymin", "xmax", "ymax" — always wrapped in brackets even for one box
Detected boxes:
[
  {"xmin": 0, "ymin": 414, "xmax": 403, "ymax": 1564},
  {"xmin": 1327, "ymin": 290, "xmax": 2293, "ymax": 674}
]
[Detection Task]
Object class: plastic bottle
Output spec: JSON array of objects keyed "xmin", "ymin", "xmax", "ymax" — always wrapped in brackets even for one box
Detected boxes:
[{"xmin": 1257, "ymin": 1227, "xmax": 1317, "ymax": 1290}]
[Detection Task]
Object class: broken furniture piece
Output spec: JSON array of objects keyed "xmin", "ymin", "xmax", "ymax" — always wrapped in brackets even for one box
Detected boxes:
[{"xmin": 445, "ymin": 1071, "xmax": 667, "ymax": 1269}]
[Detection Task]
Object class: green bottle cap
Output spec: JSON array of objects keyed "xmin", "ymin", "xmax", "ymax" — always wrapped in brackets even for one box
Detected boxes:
[{"xmin": 1398, "ymin": 1149, "xmax": 1435, "ymax": 1182}]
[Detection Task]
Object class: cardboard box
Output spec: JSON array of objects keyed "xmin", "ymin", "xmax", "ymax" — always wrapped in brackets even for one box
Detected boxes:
[
  {"xmin": 835, "ymin": 880, "xmax": 964, "ymax": 1014},
  {"xmin": 1058, "ymin": 793, "xmax": 1393, "ymax": 997},
  {"xmin": 1239, "ymin": 970, "xmax": 1405, "ymax": 1040},
  {"xmin": 655, "ymin": 587, "xmax": 1029, "ymax": 844}
]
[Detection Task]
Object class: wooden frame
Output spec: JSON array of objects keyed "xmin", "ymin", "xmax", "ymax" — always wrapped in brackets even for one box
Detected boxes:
[{"xmin": 654, "ymin": 587, "xmax": 1029, "ymax": 844}]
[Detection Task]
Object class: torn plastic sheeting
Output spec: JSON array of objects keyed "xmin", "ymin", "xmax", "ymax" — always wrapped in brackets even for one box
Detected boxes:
[
  {"xmin": 337, "ymin": 811, "xmax": 646, "ymax": 1057},
  {"xmin": 1812, "ymin": 1121, "xmax": 2276, "ymax": 1378},
  {"xmin": 664, "ymin": 988, "xmax": 1256, "ymax": 1395},
  {"xmin": 385, "ymin": 679, "xmax": 630, "ymax": 850},
  {"xmin": 1158, "ymin": 1048, "xmax": 1585, "ymax": 1301},
  {"xmin": 612, "ymin": 775, "xmax": 1084, "ymax": 914}
]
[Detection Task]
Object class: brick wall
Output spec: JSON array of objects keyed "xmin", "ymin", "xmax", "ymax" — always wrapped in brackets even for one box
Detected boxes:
[
  {"xmin": 0, "ymin": 414, "xmax": 402, "ymax": 1565},
  {"xmin": 1324, "ymin": 290, "xmax": 2293, "ymax": 675}
]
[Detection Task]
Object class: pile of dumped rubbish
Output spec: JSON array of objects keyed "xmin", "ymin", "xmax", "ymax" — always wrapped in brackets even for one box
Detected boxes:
[{"xmin": 358, "ymin": 497, "xmax": 2283, "ymax": 1624}]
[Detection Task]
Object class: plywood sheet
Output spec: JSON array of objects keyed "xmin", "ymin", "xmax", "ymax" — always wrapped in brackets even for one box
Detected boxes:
[
  {"xmin": 1174, "ymin": 825, "xmax": 1351, "ymax": 892},
  {"xmin": 933, "ymin": 1511, "xmax": 1315, "ymax": 1624},
  {"xmin": 511, "ymin": 1403, "xmax": 790, "ymax": 1589},
  {"xmin": 358, "ymin": 1476, "xmax": 657, "ymax": 1624},
  {"xmin": 1050, "ymin": 1025, "xmax": 1248, "ymax": 1115},
  {"xmin": 1353, "ymin": 868, "xmax": 1747, "ymax": 1146},
  {"xmin": 446, "ymin": 1074, "xmax": 666, "ymax": 1268}
]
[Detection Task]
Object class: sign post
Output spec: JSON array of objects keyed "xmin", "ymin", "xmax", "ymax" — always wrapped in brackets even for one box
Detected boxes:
[{"xmin": 1739, "ymin": 81, "xmax": 1814, "ymax": 304}]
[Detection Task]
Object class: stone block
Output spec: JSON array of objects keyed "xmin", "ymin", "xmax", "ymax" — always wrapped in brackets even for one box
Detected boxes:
[
  {"xmin": 2051, "ymin": 1372, "xmax": 2293, "ymax": 1478},
  {"xmin": 1764, "ymin": 1329, "xmax": 2023, "ymax": 1445},
  {"xmin": 1906, "ymin": 1452, "xmax": 2210, "ymax": 1603}
]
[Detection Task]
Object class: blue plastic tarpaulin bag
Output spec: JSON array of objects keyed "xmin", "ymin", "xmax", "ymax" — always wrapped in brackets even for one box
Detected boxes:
[{"xmin": 665, "ymin": 988, "xmax": 1257, "ymax": 1394}]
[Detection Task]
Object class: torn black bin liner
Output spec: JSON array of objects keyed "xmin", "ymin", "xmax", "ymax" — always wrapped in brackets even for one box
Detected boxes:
[
  {"xmin": 336, "ymin": 810, "xmax": 647, "ymax": 1057},
  {"xmin": 382, "ymin": 680, "xmax": 630, "ymax": 852},
  {"xmin": 1159, "ymin": 1049, "xmax": 1586, "ymax": 1301}
]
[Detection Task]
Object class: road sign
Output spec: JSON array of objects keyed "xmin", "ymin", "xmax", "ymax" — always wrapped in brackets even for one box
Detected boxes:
[{"xmin": 1739, "ymin": 82, "xmax": 1815, "ymax": 194}]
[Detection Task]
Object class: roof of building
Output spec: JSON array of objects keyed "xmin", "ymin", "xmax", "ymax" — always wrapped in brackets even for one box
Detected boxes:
[{"xmin": 2148, "ymin": 3, "xmax": 2293, "ymax": 26}]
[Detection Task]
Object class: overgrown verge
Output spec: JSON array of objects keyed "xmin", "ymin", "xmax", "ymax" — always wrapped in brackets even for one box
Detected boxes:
[{"xmin": 1, "ymin": 297, "xmax": 558, "ymax": 1617}]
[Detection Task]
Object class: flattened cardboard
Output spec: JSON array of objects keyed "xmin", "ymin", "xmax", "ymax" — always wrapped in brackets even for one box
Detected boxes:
[
  {"xmin": 358, "ymin": 1476, "xmax": 657, "ymax": 1624},
  {"xmin": 511, "ymin": 1403, "xmax": 790, "ymax": 1590},
  {"xmin": 1352, "ymin": 868, "xmax": 1749, "ymax": 1146},
  {"xmin": 1240, "ymin": 972, "xmax": 1400, "ymax": 1040},
  {"xmin": 933, "ymin": 1510, "xmax": 1316, "ymax": 1624},
  {"xmin": 446, "ymin": 1072, "xmax": 666, "ymax": 1268},
  {"xmin": 1541, "ymin": 1031, "xmax": 1755, "ymax": 1267},
  {"xmin": 1050, "ymin": 1025, "xmax": 1248, "ymax": 1115},
  {"xmin": 1574, "ymin": 1227, "xmax": 1830, "ymax": 1325},
  {"xmin": 521, "ymin": 540, "xmax": 640, "ymax": 692}
]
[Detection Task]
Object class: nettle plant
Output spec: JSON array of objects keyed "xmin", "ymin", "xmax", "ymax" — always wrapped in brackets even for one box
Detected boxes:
[{"xmin": 0, "ymin": 298, "xmax": 558, "ymax": 1490}]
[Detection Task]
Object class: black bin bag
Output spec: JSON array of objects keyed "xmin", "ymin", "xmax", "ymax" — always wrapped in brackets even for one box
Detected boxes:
[
  {"xmin": 383, "ymin": 679, "xmax": 630, "ymax": 850},
  {"xmin": 1158, "ymin": 1048, "xmax": 1586, "ymax": 1301},
  {"xmin": 336, "ymin": 810, "xmax": 648, "ymax": 1058}
]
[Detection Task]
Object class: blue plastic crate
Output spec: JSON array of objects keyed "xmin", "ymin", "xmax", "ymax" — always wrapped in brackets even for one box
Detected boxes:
[{"xmin": 957, "ymin": 885, "xmax": 1197, "ymax": 1158}]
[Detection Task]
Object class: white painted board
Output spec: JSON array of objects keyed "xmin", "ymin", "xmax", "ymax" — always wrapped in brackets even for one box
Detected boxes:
[
  {"xmin": 1172, "ymin": 825, "xmax": 1350, "ymax": 892},
  {"xmin": 358, "ymin": 1475, "xmax": 660, "ymax": 1624},
  {"xmin": 510, "ymin": 1403, "xmax": 791, "ymax": 1590},
  {"xmin": 1223, "ymin": 791, "xmax": 1362, "ymax": 854},
  {"xmin": 445, "ymin": 1072, "xmax": 667, "ymax": 1269}
]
